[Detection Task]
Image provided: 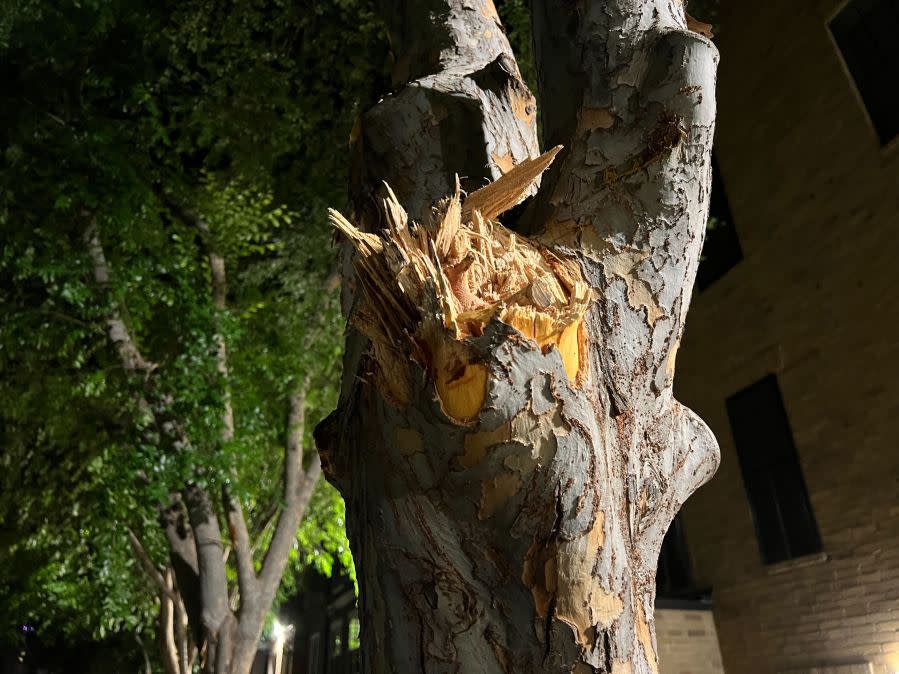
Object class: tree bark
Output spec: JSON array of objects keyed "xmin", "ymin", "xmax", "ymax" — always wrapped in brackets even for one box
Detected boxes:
[
  {"xmin": 158, "ymin": 570, "xmax": 181, "ymax": 674},
  {"xmin": 184, "ymin": 483, "xmax": 234, "ymax": 673},
  {"xmin": 317, "ymin": 1, "xmax": 720, "ymax": 672}
]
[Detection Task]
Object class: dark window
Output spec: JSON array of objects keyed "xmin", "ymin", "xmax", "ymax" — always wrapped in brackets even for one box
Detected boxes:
[
  {"xmin": 726, "ymin": 375, "xmax": 822, "ymax": 564},
  {"xmin": 829, "ymin": 0, "xmax": 899, "ymax": 146},
  {"xmin": 696, "ymin": 154, "xmax": 742, "ymax": 290},
  {"xmin": 656, "ymin": 514, "xmax": 695, "ymax": 598}
]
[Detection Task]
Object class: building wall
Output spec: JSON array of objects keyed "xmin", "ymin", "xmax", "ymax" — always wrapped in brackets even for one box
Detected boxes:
[
  {"xmin": 656, "ymin": 608, "xmax": 725, "ymax": 674},
  {"xmin": 675, "ymin": 0, "xmax": 899, "ymax": 673}
]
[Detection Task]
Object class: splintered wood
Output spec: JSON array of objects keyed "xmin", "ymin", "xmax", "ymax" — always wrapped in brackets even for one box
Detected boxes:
[{"xmin": 331, "ymin": 146, "xmax": 592, "ymax": 422}]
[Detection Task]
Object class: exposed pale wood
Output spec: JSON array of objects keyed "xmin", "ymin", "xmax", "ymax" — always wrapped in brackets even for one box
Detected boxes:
[
  {"xmin": 461, "ymin": 145, "xmax": 562, "ymax": 224},
  {"xmin": 332, "ymin": 153, "xmax": 592, "ymax": 421},
  {"xmin": 319, "ymin": 1, "xmax": 720, "ymax": 672}
]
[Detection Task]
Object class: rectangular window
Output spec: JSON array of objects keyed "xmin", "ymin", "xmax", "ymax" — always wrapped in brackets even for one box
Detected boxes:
[
  {"xmin": 829, "ymin": 0, "xmax": 899, "ymax": 146},
  {"xmin": 696, "ymin": 153, "xmax": 742, "ymax": 290},
  {"xmin": 726, "ymin": 374, "xmax": 822, "ymax": 564}
]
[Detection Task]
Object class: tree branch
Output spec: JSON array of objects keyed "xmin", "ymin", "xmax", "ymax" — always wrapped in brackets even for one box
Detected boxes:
[
  {"xmin": 223, "ymin": 484, "xmax": 258, "ymax": 600},
  {"xmin": 206, "ymin": 242, "xmax": 235, "ymax": 441},
  {"xmin": 159, "ymin": 497, "xmax": 203, "ymax": 649},
  {"xmin": 169, "ymin": 573, "xmax": 194, "ymax": 674},
  {"xmin": 158, "ymin": 198, "xmax": 235, "ymax": 440},
  {"xmin": 86, "ymin": 222, "xmax": 212, "ymax": 658},
  {"xmin": 127, "ymin": 528, "xmax": 178, "ymax": 602},
  {"xmin": 203, "ymin": 240, "xmax": 257, "ymax": 604},
  {"xmin": 530, "ymin": 0, "xmax": 720, "ymax": 500},
  {"xmin": 83, "ymin": 219, "xmax": 194, "ymax": 453},
  {"xmin": 202, "ymin": 241, "xmax": 255, "ymax": 596},
  {"xmin": 134, "ymin": 632, "xmax": 154, "ymax": 674},
  {"xmin": 259, "ymin": 378, "xmax": 317, "ymax": 594},
  {"xmin": 158, "ymin": 570, "xmax": 180, "ymax": 674},
  {"xmin": 83, "ymin": 221, "xmax": 157, "ymax": 374},
  {"xmin": 248, "ymin": 497, "xmax": 280, "ymax": 550},
  {"xmin": 321, "ymin": 0, "xmax": 541, "ymax": 488}
]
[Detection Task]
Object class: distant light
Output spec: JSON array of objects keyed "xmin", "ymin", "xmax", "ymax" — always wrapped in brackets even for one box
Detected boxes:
[{"xmin": 272, "ymin": 619, "xmax": 292, "ymax": 641}]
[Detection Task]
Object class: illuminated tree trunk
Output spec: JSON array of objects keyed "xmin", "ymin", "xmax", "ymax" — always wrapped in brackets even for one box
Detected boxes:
[{"xmin": 316, "ymin": 1, "xmax": 720, "ymax": 672}]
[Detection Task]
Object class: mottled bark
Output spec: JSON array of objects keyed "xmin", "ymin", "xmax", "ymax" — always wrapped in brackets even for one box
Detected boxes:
[
  {"xmin": 317, "ymin": 1, "xmax": 719, "ymax": 672},
  {"xmin": 353, "ymin": 0, "xmax": 539, "ymax": 219}
]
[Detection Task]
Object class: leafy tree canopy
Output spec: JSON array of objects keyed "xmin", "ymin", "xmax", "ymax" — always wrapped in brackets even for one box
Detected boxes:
[{"xmin": 0, "ymin": 0, "xmax": 387, "ymax": 655}]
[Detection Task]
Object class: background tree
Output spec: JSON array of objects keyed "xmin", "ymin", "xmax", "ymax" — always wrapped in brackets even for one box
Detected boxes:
[
  {"xmin": 317, "ymin": 0, "xmax": 720, "ymax": 672},
  {"xmin": 0, "ymin": 0, "xmax": 386, "ymax": 671}
]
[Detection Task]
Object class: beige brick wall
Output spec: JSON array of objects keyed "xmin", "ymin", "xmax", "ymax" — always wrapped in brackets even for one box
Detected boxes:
[
  {"xmin": 656, "ymin": 609, "xmax": 725, "ymax": 674},
  {"xmin": 674, "ymin": 0, "xmax": 899, "ymax": 673}
]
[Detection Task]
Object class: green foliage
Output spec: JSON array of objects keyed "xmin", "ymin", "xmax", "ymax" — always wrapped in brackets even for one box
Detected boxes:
[
  {"xmin": 0, "ymin": 0, "xmax": 388, "ymax": 657},
  {"xmin": 497, "ymin": 0, "xmax": 538, "ymax": 97}
]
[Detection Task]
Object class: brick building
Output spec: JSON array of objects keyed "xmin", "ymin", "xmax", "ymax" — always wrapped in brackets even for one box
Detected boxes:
[{"xmin": 673, "ymin": 0, "xmax": 899, "ymax": 672}]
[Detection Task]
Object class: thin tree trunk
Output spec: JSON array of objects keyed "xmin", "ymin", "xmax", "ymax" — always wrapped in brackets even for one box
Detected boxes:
[
  {"xmin": 171, "ymin": 578, "xmax": 194, "ymax": 674},
  {"xmin": 159, "ymin": 497, "xmax": 204, "ymax": 651},
  {"xmin": 317, "ymin": 1, "xmax": 720, "ymax": 672},
  {"xmin": 159, "ymin": 570, "xmax": 180, "ymax": 674},
  {"xmin": 184, "ymin": 484, "xmax": 234, "ymax": 673}
]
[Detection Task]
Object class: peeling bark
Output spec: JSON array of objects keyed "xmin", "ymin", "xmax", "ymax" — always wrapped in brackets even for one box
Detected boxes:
[
  {"xmin": 317, "ymin": 1, "xmax": 720, "ymax": 672},
  {"xmin": 353, "ymin": 0, "xmax": 539, "ymax": 219}
]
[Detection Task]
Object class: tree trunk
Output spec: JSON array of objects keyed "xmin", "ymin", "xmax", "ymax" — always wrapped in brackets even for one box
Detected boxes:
[
  {"xmin": 158, "ymin": 570, "xmax": 180, "ymax": 674},
  {"xmin": 316, "ymin": 1, "xmax": 720, "ymax": 672},
  {"xmin": 89, "ymin": 205, "xmax": 324, "ymax": 674}
]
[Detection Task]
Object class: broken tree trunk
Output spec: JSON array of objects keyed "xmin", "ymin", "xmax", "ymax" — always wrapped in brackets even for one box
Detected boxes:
[{"xmin": 316, "ymin": 1, "xmax": 720, "ymax": 672}]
